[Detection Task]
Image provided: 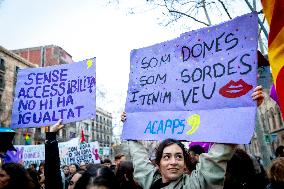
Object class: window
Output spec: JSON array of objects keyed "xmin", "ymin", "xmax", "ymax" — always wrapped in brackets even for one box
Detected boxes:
[
  {"xmin": 36, "ymin": 128, "xmax": 41, "ymax": 133},
  {"xmin": 14, "ymin": 66, "xmax": 20, "ymax": 81},
  {"xmin": 260, "ymin": 113, "xmax": 265, "ymax": 126},
  {"xmin": 270, "ymin": 107, "xmax": 277, "ymax": 130},
  {"xmin": 265, "ymin": 110, "xmax": 271, "ymax": 131},
  {"xmin": 69, "ymin": 132, "xmax": 76, "ymax": 139},
  {"xmin": 84, "ymin": 123, "xmax": 88, "ymax": 131},
  {"xmin": 13, "ymin": 66, "xmax": 20, "ymax": 96},
  {"xmin": 280, "ymin": 113, "xmax": 284, "ymax": 127},
  {"xmin": 0, "ymin": 93, "xmax": 3, "ymax": 114},
  {"xmin": 276, "ymin": 106, "xmax": 283, "ymax": 127},
  {"xmin": 0, "ymin": 75, "xmax": 4, "ymax": 89},
  {"xmin": 62, "ymin": 129, "xmax": 66, "ymax": 139},
  {"xmin": 0, "ymin": 58, "xmax": 5, "ymax": 72},
  {"xmin": 0, "ymin": 58, "xmax": 5, "ymax": 91}
]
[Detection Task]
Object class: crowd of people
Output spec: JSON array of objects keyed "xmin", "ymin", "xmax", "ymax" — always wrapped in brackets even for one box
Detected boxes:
[
  {"xmin": 0, "ymin": 86, "xmax": 283, "ymax": 189},
  {"xmin": 1, "ymin": 145, "xmax": 284, "ymax": 189}
]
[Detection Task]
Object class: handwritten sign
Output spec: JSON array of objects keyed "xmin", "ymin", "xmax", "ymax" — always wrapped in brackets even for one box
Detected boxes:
[
  {"xmin": 5, "ymin": 138, "xmax": 100, "ymax": 167},
  {"xmin": 11, "ymin": 58, "xmax": 96, "ymax": 128},
  {"xmin": 123, "ymin": 12, "xmax": 258, "ymax": 144}
]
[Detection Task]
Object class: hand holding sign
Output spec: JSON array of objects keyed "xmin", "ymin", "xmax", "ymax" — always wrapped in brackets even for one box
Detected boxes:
[
  {"xmin": 252, "ymin": 85, "xmax": 264, "ymax": 107},
  {"xmin": 121, "ymin": 112, "xmax": 126, "ymax": 122},
  {"xmin": 50, "ymin": 119, "xmax": 64, "ymax": 133}
]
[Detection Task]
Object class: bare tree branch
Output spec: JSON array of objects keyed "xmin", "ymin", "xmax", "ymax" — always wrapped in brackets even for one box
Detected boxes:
[
  {"xmin": 244, "ymin": 0, "xmax": 268, "ymax": 39},
  {"xmin": 168, "ymin": 9, "xmax": 210, "ymax": 26},
  {"xmin": 217, "ymin": 0, "xmax": 232, "ymax": 19},
  {"xmin": 201, "ymin": 0, "xmax": 212, "ymax": 25}
]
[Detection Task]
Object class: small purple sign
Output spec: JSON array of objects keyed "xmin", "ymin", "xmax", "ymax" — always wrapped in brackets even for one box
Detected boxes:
[
  {"xmin": 11, "ymin": 58, "xmax": 96, "ymax": 128},
  {"xmin": 123, "ymin": 12, "xmax": 258, "ymax": 144}
]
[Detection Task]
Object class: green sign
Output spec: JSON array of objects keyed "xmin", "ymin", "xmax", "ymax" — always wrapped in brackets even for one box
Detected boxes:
[
  {"xmin": 264, "ymin": 134, "xmax": 271, "ymax": 144},
  {"xmin": 99, "ymin": 148, "xmax": 103, "ymax": 155}
]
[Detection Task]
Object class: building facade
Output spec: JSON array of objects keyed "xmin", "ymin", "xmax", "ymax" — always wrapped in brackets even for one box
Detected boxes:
[
  {"xmin": 246, "ymin": 64, "xmax": 284, "ymax": 158},
  {"xmin": 75, "ymin": 107, "xmax": 113, "ymax": 158},
  {"xmin": 0, "ymin": 46, "xmax": 37, "ymax": 144},
  {"xmin": 12, "ymin": 45, "xmax": 73, "ymax": 66}
]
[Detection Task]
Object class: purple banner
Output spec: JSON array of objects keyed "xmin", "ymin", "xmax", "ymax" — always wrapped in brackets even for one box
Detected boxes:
[
  {"xmin": 123, "ymin": 12, "xmax": 258, "ymax": 144},
  {"xmin": 11, "ymin": 58, "xmax": 96, "ymax": 128}
]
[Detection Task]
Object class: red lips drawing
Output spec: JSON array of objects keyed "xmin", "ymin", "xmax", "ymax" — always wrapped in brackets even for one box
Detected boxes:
[{"xmin": 219, "ymin": 79, "xmax": 253, "ymax": 98}]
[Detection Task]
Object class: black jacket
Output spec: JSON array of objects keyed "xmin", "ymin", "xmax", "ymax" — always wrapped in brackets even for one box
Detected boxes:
[{"xmin": 45, "ymin": 132, "xmax": 63, "ymax": 189}]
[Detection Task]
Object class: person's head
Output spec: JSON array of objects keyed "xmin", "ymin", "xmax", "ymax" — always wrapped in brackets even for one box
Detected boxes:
[
  {"xmin": 189, "ymin": 145, "xmax": 205, "ymax": 162},
  {"xmin": 267, "ymin": 157, "xmax": 284, "ymax": 188},
  {"xmin": 69, "ymin": 163, "xmax": 78, "ymax": 175},
  {"xmin": 80, "ymin": 162, "xmax": 87, "ymax": 171},
  {"xmin": 0, "ymin": 166, "xmax": 10, "ymax": 189},
  {"xmin": 116, "ymin": 160, "xmax": 141, "ymax": 188},
  {"xmin": 275, "ymin": 145, "xmax": 284, "ymax": 158},
  {"xmin": 38, "ymin": 161, "xmax": 45, "ymax": 174},
  {"xmin": 87, "ymin": 176, "xmax": 114, "ymax": 189},
  {"xmin": 28, "ymin": 164, "xmax": 37, "ymax": 171},
  {"xmin": 0, "ymin": 163, "xmax": 35, "ymax": 189},
  {"xmin": 73, "ymin": 164, "xmax": 119, "ymax": 189},
  {"xmin": 72, "ymin": 164, "xmax": 102, "ymax": 189},
  {"xmin": 115, "ymin": 154, "xmax": 125, "ymax": 166},
  {"xmin": 116, "ymin": 160, "xmax": 134, "ymax": 180},
  {"xmin": 63, "ymin": 165, "xmax": 70, "ymax": 175},
  {"xmin": 102, "ymin": 159, "xmax": 112, "ymax": 168},
  {"xmin": 68, "ymin": 171, "xmax": 84, "ymax": 189},
  {"xmin": 185, "ymin": 153, "xmax": 198, "ymax": 174},
  {"xmin": 224, "ymin": 148, "xmax": 258, "ymax": 189},
  {"xmin": 87, "ymin": 167, "xmax": 118, "ymax": 189},
  {"xmin": 155, "ymin": 139, "xmax": 188, "ymax": 183}
]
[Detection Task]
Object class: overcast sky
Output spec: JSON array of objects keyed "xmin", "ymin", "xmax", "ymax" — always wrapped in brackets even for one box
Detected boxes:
[{"xmin": 0, "ymin": 0, "xmax": 184, "ymax": 135}]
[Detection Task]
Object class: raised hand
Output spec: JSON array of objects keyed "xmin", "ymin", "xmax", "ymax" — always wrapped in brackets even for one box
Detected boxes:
[
  {"xmin": 252, "ymin": 85, "xmax": 264, "ymax": 107},
  {"xmin": 50, "ymin": 119, "xmax": 64, "ymax": 132},
  {"xmin": 121, "ymin": 112, "xmax": 126, "ymax": 122}
]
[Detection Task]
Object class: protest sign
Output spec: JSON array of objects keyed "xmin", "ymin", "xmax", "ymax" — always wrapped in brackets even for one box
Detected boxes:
[
  {"xmin": 123, "ymin": 12, "xmax": 258, "ymax": 144},
  {"xmin": 11, "ymin": 58, "xmax": 96, "ymax": 128},
  {"xmin": 103, "ymin": 147, "xmax": 110, "ymax": 156},
  {"xmin": 5, "ymin": 138, "xmax": 100, "ymax": 167}
]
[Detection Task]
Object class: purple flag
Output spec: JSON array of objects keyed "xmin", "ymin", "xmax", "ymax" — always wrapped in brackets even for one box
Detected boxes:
[{"xmin": 270, "ymin": 84, "xmax": 279, "ymax": 105}]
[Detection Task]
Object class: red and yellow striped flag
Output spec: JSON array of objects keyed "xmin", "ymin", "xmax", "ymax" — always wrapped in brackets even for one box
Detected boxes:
[{"xmin": 262, "ymin": 0, "xmax": 284, "ymax": 119}]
